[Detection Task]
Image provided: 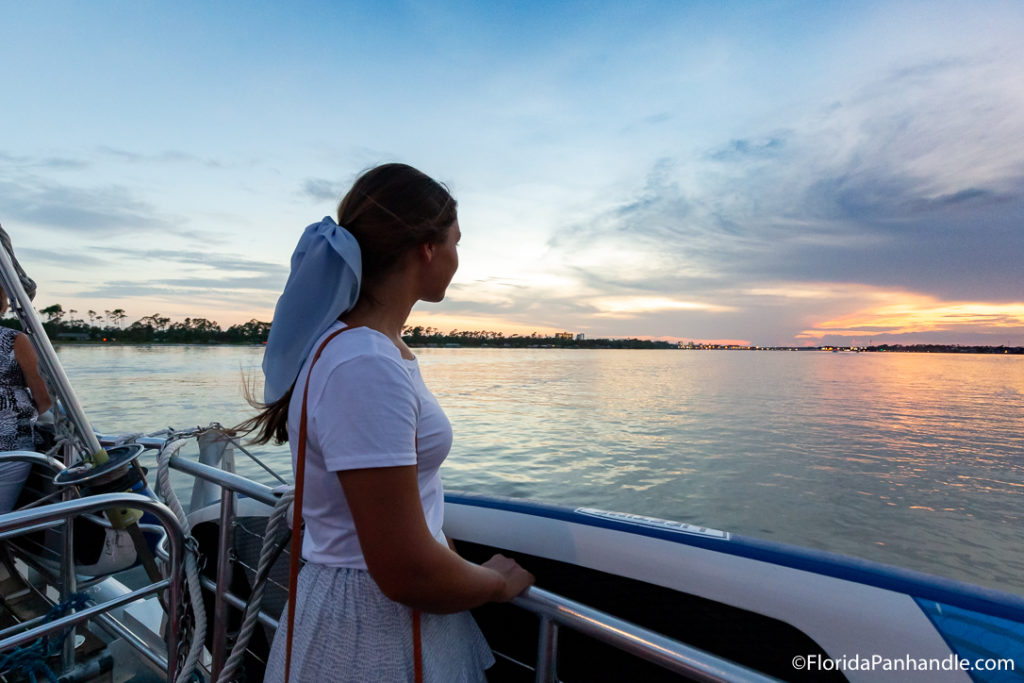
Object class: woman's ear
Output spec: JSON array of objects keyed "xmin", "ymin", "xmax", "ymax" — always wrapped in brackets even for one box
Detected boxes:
[{"xmin": 420, "ymin": 241, "xmax": 436, "ymax": 264}]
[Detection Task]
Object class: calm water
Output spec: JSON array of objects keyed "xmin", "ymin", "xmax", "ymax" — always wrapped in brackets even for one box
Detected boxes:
[{"xmin": 53, "ymin": 344, "xmax": 1024, "ymax": 596}]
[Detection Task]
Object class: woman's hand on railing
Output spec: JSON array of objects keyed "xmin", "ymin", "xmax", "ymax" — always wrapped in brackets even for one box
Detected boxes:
[{"xmin": 482, "ymin": 554, "xmax": 534, "ymax": 602}]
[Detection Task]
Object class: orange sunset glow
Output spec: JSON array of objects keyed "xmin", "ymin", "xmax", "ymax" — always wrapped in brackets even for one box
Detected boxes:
[
  {"xmin": 405, "ymin": 312, "xmax": 566, "ymax": 338},
  {"xmin": 800, "ymin": 295, "xmax": 1024, "ymax": 340}
]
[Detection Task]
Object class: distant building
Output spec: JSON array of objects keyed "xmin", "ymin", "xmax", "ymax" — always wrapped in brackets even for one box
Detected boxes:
[
  {"xmin": 54, "ymin": 332, "xmax": 91, "ymax": 341},
  {"xmin": 576, "ymin": 333, "xmax": 585, "ymax": 341},
  {"xmin": 555, "ymin": 332, "xmax": 573, "ymax": 340}
]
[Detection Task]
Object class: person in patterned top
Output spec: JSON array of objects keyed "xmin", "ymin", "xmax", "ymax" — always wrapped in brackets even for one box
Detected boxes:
[{"xmin": 0, "ymin": 284, "xmax": 52, "ymax": 513}]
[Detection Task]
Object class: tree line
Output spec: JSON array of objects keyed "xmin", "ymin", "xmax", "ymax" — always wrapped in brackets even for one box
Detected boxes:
[
  {"xmin": 401, "ymin": 326, "xmax": 675, "ymax": 348},
  {"xmin": 0, "ymin": 305, "xmax": 677, "ymax": 349},
  {"xmin": 0, "ymin": 304, "xmax": 270, "ymax": 344}
]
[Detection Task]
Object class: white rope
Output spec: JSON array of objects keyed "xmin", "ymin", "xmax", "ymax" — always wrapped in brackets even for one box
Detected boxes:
[
  {"xmin": 44, "ymin": 414, "xmax": 78, "ymax": 459},
  {"xmin": 217, "ymin": 486, "xmax": 294, "ymax": 683},
  {"xmin": 156, "ymin": 437, "xmax": 208, "ymax": 683},
  {"xmin": 44, "ymin": 437, "xmax": 70, "ymax": 459}
]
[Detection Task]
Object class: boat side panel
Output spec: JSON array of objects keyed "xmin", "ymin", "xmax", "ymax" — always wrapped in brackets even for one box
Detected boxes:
[
  {"xmin": 445, "ymin": 501, "xmax": 972, "ymax": 683},
  {"xmin": 446, "ymin": 492, "xmax": 1024, "ymax": 624}
]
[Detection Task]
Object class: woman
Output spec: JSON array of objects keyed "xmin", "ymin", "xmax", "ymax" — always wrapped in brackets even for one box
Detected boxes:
[
  {"xmin": 243, "ymin": 164, "xmax": 533, "ymax": 682},
  {"xmin": 0, "ymin": 285, "xmax": 52, "ymax": 513}
]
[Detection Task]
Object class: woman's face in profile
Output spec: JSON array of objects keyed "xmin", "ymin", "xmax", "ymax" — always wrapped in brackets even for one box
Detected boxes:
[{"xmin": 422, "ymin": 219, "xmax": 460, "ymax": 303}]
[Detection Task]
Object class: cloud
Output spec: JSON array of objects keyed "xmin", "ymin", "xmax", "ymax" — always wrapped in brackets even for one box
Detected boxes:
[
  {"xmin": 92, "ymin": 246, "xmax": 288, "ymax": 276},
  {"xmin": 0, "ymin": 151, "xmax": 89, "ymax": 170},
  {"xmin": 301, "ymin": 178, "xmax": 340, "ymax": 201},
  {"xmin": 619, "ymin": 111, "xmax": 673, "ymax": 135},
  {"xmin": 16, "ymin": 247, "xmax": 107, "ymax": 269},
  {"xmin": 45, "ymin": 247, "xmax": 289, "ymax": 318},
  {"xmin": 74, "ymin": 279, "xmax": 280, "ymax": 311},
  {"xmin": 442, "ymin": 287, "xmax": 592, "ymax": 320},
  {"xmin": 96, "ymin": 146, "xmax": 224, "ymax": 168},
  {"xmin": 78, "ymin": 276, "xmax": 282, "ymax": 297},
  {"xmin": 709, "ymin": 136, "xmax": 786, "ymax": 161},
  {"xmin": 2, "ymin": 147, "xmax": 225, "ymax": 175},
  {"xmin": 438, "ymin": 276, "xmax": 606, "ymax": 332},
  {"xmin": 549, "ymin": 158, "xmax": 733, "ymax": 282},
  {"xmin": 588, "ymin": 296, "xmax": 736, "ymax": 317},
  {"xmin": 0, "ymin": 177, "xmax": 175, "ymax": 235},
  {"xmin": 160, "ymin": 276, "xmax": 282, "ymax": 290},
  {"xmin": 73, "ymin": 282, "xmax": 187, "ymax": 299},
  {"xmin": 929, "ymin": 188, "xmax": 998, "ymax": 207}
]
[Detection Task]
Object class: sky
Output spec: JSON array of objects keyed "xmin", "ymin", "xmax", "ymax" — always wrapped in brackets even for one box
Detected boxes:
[{"xmin": 1, "ymin": 0, "xmax": 1022, "ymax": 347}]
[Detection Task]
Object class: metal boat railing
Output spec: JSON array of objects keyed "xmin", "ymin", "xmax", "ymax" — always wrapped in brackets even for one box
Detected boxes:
[
  {"xmin": 0, "ymin": 491, "xmax": 186, "ymax": 681},
  {"xmin": 166, "ymin": 455, "xmax": 780, "ymax": 683},
  {"xmin": 514, "ymin": 587, "xmax": 779, "ymax": 683}
]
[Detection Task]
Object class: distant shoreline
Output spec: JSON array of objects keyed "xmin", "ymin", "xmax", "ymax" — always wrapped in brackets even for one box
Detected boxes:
[
  {"xmin": 47, "ymin": 340, "xmax": 1024, "ymax": 355},
  {"xmin": 8, "ymin": 316, "xmax": 1020, "ymax": 354}
]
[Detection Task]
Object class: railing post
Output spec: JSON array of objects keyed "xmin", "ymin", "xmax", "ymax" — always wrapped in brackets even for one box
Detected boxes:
[
  {"xmin": 192, "ymin": 430, "xmax": 234, "ymax": 513},
  {"xmin": 60, "ymin": 440, "xmax": 78, "ymax": 672},
  {"xmin": 210, "ymin": 486, "xmax": 235, "ymax": 680},
  {"xmin": 535, "ymin": 616, "xmax": 559, "ymax": 683},
  {"xmin": 60, "ymin": 509, "xmax": 77, "ymax": 670}
]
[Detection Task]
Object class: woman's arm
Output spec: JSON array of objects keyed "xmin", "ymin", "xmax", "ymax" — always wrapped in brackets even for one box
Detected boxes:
[
  {"xmin": 13, "ymin": 333, "xmax": 52, "ymax": 414},
  {"xmin": 337, "ymin": 465, "xmax": 533, "ymax": 613}
]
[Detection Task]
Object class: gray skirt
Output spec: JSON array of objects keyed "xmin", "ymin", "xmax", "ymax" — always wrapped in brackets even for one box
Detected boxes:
[{"xmin": 264, "ymin": 563, "xmax": 494, "ymax": 682}]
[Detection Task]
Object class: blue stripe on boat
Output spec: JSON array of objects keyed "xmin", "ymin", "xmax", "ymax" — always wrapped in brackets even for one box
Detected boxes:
[{"xmin": 914, "ymin": 599, "xmax": 1024, "ymax": 682}]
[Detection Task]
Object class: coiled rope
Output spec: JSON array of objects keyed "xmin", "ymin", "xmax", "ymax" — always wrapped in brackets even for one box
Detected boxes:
[
  {"xmin": 155, "ymin": 437, "xmax": 208, "ymax": 683},
  {"xmin": 216, "ymin": 486, "xmax": 294, "ymax": 683},
  {"xmin": 0, "ymin": 592, "xmax": 89, "ymax": 683}
]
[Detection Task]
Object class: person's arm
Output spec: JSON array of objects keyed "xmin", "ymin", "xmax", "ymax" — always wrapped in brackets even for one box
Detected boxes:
[
  {"xmin": 13, "ymin": 333, "xmax": 51, "ymax": 414},
  {"xmin": 338, "ymin": 464, "xmax": 533, "ymax": 613}
]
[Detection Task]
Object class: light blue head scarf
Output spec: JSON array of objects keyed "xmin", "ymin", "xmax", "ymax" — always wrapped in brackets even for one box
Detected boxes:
[{"xmin": 263, "ymin": 216, "xmax": 361, "ymax": 404}]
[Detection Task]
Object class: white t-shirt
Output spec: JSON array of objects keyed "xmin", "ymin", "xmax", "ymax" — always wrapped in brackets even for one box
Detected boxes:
[{"xmin": 287, "ymin": 323, "xmax": 453, "ymax": 568}]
